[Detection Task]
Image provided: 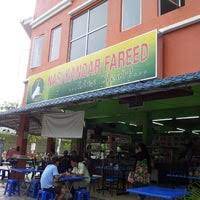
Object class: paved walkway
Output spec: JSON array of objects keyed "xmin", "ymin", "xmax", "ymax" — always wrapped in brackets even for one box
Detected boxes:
[
  {"xmin": 0, "ymin": 181, "xmax": 33, "ymax": 200},
  {"xmin": 91, "ymin": 192, "xmax": 138, "ymax": 200},
  {"xmin": 0, "ymin": 180, "xmax": 138, "ymax": 200}
]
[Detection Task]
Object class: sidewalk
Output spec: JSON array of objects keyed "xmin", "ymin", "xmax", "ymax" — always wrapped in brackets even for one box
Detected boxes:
[
  {"xmin": 0, "ymin": 181, "xmax": 137, "ymax": 200},
  {"xmin": 0, "ymin": 181, "xmax": 32, "ymax": 200}
]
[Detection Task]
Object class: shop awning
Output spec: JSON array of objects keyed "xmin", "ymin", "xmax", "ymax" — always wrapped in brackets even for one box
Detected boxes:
[{"xmin": 0, "ymin": 71, "xmax": 199, "ymax": 135}]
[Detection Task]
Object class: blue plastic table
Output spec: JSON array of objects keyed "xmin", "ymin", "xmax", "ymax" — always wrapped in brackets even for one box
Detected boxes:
[
  {"xmin": 8, "ymin": 168, "xmax": 42, "ymax": 195},
  {"xmin": 10, "ymin": 168, "xmax": 43, "ymax": 174},
  {"xmin": 10, "ymin": 168, "xmax": 43, "ymax": 181},
  {"xmin": 127, "ymin": 186, "xmax": 187, "ymax": 200},
  {"xmin": 96, "ymin": 165, "xmax": 128, "ymax": 194},
  {"xmin": 96, "ymin": 165, "xmax": 127, "ymax": 172},
  {"xmin": 59, "ymin": 175, "xmax": 84, "ymax": 182},
  {"xmin": 59, "ymin": 175, "xmax": 85, "ymax": 193},
  {"xmin": 167, "ymin": 174, "xmax": 200, "ymax": 181}
]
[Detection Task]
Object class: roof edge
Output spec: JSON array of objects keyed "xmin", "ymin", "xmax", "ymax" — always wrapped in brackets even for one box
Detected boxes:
[
  {"xmin": 0, "ymin": 71, "xmax": 199, "ymax": 116},
  {"xmin": 21, "ymin": 0, "xmax": 73, "ymax": 31}
]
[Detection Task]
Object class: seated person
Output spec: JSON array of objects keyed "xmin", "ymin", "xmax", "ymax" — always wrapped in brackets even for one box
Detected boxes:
[
  {"xmin": 70, "ymin": 156, "xmax": 91, "ymax": 188},
  {"xmin": 70, "ymin": 150, "xmax": 78, "ymax": 158},
  {"xmin": 58, "ymin": 150, "xmax": 70, "ymax": 173},
  {"xmin": 40, "ymin": 156, "xmax": 67, "ymax": 199}
]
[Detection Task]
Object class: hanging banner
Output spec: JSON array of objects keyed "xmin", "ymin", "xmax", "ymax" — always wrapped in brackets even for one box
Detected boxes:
[
  {"xmin": 27, "ymin": 30, "xmax": 157, "ymax": 104},
  {"xmin": 41, "ymin": 111, "xmax": 85, "ymax": 138}
]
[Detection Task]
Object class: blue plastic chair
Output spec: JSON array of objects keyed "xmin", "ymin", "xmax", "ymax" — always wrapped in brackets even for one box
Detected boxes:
[
  {"xmin": 4, "ymin": 179, "xmax": 20, "ymax": 196},
  {"xmin": 90, "ymin": 175, "xmax": 102, "ymax": 192},
  {"xmin": 91, "ymin": 175, "xmax": 102, "ymax": 183},
  {"xmin": 104, "ymin": 167, "xmax": 119, "ymax": 195},
  {"xmin": 75, "ymin": 188, "xmax": 90, "ymax": 200},
  {"xmin": 27, "ymin": 179, "xmax": 40, "ymax": 198},
  {"xmin": 0, "ymin": 169, "xmax": 9, "ymax": 180},
  {"xmin": 37, "ymin": 189, "xmax": 55, "ymax": 200}
]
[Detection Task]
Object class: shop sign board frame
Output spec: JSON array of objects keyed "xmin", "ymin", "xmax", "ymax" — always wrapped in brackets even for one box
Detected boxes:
[{"xmin": 27, "ymin": 30, "xmax": 157, "ymax": 104}]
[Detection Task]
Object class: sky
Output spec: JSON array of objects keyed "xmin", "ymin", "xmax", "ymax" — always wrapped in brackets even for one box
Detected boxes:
[{"xmin": 0, "ymin": 0, "xmax": 36, "ymax": 104}]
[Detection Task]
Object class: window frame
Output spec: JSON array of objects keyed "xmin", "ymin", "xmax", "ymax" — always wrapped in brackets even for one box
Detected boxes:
[
  {"xmin": 30, "ymin": 35, "xmax": 44, "ymax": 69},
  {"xmin": 159, "ymin": 0, "xmax": 184, "ymax": 16},
  {"xmin": 121, "ymin": 0, "xmax": 142, "ymax": 32},
  {"xmin": 69, "ymin": 0, "xmax": 108, "ymax": 61},
  {"xmin": 49, "ymin": 25, "xmax": 62, "ymax": 62}
]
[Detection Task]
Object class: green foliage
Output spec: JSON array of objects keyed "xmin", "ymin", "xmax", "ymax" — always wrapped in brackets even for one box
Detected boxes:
[
  {"xmin": 27, "ymin": 134, "xmax": 43, "ymax": 143},
  {"xmin": 0, "ymin": 133, "xmax": 15, "ymax": 141},
  {"xmin": 184, "ymin": 182, "xmax": 200, "ymax": 200},
  {"xmin": 0, "ymin": 101, "xmax": 18, "ymax": 112},
  {"xmin": 0, "ymin": 132, "xmax": 17, "ymax": 150},
  {"xmin": 60, "ymin": 139, "xmax": 71, "ymax": 152}
]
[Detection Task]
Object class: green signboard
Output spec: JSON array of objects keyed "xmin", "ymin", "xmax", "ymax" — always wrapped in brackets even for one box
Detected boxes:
[{"xmin": 27, "ymin": 30, "xmax": 157, "ymax": 104}]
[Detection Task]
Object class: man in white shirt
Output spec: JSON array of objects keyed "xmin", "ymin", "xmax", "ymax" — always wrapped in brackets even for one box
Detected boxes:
[
  {"xmin": 40, "ymin": 156, "xmax": 60, "ymax": 189},
  {"xmin": 70, "ymin": 156, "xmax": 91, "ymax": 188},
  {"xmin": 40, "ymin": 156, "xmax": 66, "ymax": 199}
]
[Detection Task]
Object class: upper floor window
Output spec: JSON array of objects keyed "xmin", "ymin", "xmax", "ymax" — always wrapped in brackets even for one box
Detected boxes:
[
  {"xmin": 30, "ymin": 35, "xmax": 44, "ymax": 68},
  {"xmin": 122, "ymin": 0, "xmax": 141, "ymax": 31},
  {"xmin": 160, "ymin": 0, "xmax": 185, "ymax": 15},
  {"xmin": 49, "ymin": 25, "xmax": 62, "ymax": 62},
  {"xmin": 70, "ymin": 1, "xmax": 108, "ymax": 61}
]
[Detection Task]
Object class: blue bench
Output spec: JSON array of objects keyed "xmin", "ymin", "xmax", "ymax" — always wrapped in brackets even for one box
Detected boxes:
[{"xmin": 127, "ymin": 186, "xmax": 187, "ymax": 200}]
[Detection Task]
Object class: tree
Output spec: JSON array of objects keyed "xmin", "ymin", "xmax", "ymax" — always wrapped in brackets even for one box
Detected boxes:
[
  {"xmin": 0, "ymin": 101, "xmax": 18, "ymax": 135},
  {"xmin": 27, "ymin": 134, "xmax": 42, "ymax": 144},
  {"xmin": 0, "ymin": 101, "xmax": 19, "ymax": 112}
]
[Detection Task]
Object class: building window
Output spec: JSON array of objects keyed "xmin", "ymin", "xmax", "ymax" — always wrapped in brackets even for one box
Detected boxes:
[
  {"xmin": 70, "ymin": 1, "xmax": 108, "ymax": 61},
  {"xmin": 49, "ymin": 26, "xmax": 62, "ymax": 62},
  {"xmin": 122, "ymin": 0, "xmax": 141, "ymax": 31},
  {"xmin": 30, "ymin": 35, "xmax": 44, "ymax": 68},
  {"xmin": 160, "ymin": 0, "xmax": 185, "ymax": 15}
]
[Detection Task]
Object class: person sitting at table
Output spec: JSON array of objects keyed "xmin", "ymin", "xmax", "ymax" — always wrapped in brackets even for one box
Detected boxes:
[
  {"xmin": 70, "ymin": 156, "xmax": 91, "ymax": 188},
  {"xmin": 6, "ymin": 146, "xmax": 21, "ymax": 167},
  {"xmin": 38, "ymin": 154, "xmax": 48, "ymax": 170},
  {"xmin": 58, "ymin": 150, "xmax": 70, "ymax": 173},
  {"xmin": 6, "ymin": 146, "xmax": 20, "ymax": 160},
  {"xmin": 128, "ymin": 143, "xmax": 151, "ymax": 187},
  {"xmin": 70, "ymin": 150, "xmax": 78, "ymax": 158},
  {"xmin": 40, "ymin": 156, "xmax": 67, "ymax": 200}
]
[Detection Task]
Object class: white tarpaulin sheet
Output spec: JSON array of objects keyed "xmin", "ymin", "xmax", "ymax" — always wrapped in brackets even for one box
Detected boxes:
[{"xmin": 41, "ymin": 111, "xmax": 85, "ymax": 138}]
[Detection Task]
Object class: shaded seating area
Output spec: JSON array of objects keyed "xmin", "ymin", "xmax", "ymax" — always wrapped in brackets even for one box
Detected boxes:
[{"xmin": 0, "ymin": 72, "xmax": 199, "ymax": 200}]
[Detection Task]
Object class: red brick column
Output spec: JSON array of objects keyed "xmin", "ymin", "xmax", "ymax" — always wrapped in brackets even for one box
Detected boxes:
[
  {"xmin": 11, "ymin": 114, "xmax": 29, "ymax": 180},
  {"xmin": 16, "ymin": 114, "xmax": 29, "ymax": 155}
]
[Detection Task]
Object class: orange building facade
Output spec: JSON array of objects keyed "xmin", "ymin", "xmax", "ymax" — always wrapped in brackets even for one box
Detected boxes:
[
  {"xmin": 1, "ymin": 0, "xmax": 199, "ymax": 154},
  {"xmin": 21, "ymin": 0, "xmax": 200, "ymax": 107},
  {"xmin": 24, "ymin": 0, "xmax": 200, "ymax": 80}
]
